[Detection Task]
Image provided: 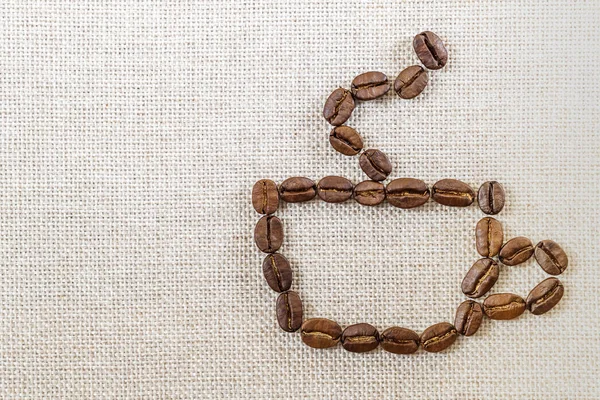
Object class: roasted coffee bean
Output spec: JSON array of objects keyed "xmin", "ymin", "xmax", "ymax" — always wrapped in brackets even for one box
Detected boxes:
[
  {"xmin": 252, "ymin": 179, "xmax": 279, "ymax": 215},
  {"xmin": 279, "ymin": 177, "xmax": 317, "ymax": 203},
  {"xmin": 329, "ymin": 126, "xmax": 363, "ymax": 156},
  {"xmin": 526, "ymin": 277, "xmax": 564, "ymax": 315},
  {"xmin": 454, "ymin": 300, "xmax": 483, "ymax": 336},
  {"xmin": 354, "ymin": 180, "xmax": 386, "ymax": 206},
  {"xmin": 301, "ymin": 318, "xmax": 342, "ymax": 349},
  {"xmin": 394, "ymin": 65, "xmax": 428, "ymax": 99},
  {"xmin": 483, "ymin": 293, "xmax": 526, "ymax": 320},
  {"xmin": 254, "ymin": 215, "xmax": 283, "ymax": 253},
  {"xmin": 262, "ymin": 253, "xmax": 292, "ymax": 293},
  {"xmin": 351, "ymin": 71, "xmax": 391, "ymax": 100},
  {"xmin": 323, "ymin": 88, "xmax": 355, "ymax": 126},
  {"xmin": 499, "ymin": 237, "xmax": 534, "ymax": 266},
  {"xmin": 534, "ymin": 240, "xmax": 568, "ymax": 275},
  {"xmin": 276, "ymin": 291, "xmax": 303, "ymax": 332},
  {"xmin": 413, "ymin": 31, "xmax": 448, "ymax": 70},
  {"xmin": 386, "ymin": 178, "xmax": 430, "ymax": 209},
  {"xmin": 359, "ymin": 149, "xmax": 392, "ymax": 181},
  {"xmin": 420, "ymin": 322, "xmax": 457, "ymax": 353},
  {"xmin": 431, "ymin": 179, "xmax": 475, "ymax": 207},
  {"xmin": 341, "ymin": 323, "xmax": 380, "ymax": 353},
  {"xmin": 478, "ymin": 181, "xmax": 505, "ymax": 215},
  {"xmin": 317, "ymin": 176, "xmax": 353, "ymax": 203},
  {"xmin": 461, "ymin": 258, "xmax": 499, "ymax": 298},
  {"xmin": 475, "ymin": 217, "xmax": 504, "ymax": 257},
  {"xmin": 380, "ymin": 327, "xmax": 420, "ymax": 354}
]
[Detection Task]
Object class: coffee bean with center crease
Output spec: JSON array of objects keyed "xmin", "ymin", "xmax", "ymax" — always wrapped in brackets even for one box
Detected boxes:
[
  {"xmin": 254, "ymin": 215, "xmax": 283, "ymax": 253},
  {"xmin": 420, "ymin": 322, "xmax": 457, "ymax": 353},
  {"xmin": 354, "ymin": 180, "xmax": 386, "ymax": 206},
  {"xmin": 262, "ymin": 253, "xmax": 292, "ymax": 293},
  {"xmin": 478, "ymin": 181, "xmax": 505, "ymax": 215},
  {"xmin": 341, "ymin": 323, "xmax": 380, "ymax": 353},
  {"xmin": 329, "ymin": 126, "xmax": 363, "ymax": 156},
  {"xmin": 386, "ymin": 178, "xmax": 430, "ymax": 208},
  {"xmin": 276, "ymin": 291, "xmax": 303, "ymax": 332},
  {"xmin": 317, "ymin": 176, "xmax": 353, "ymax": 203},
  {"xmin": 279, "ymin": 177, "xmax": 317, "ymax": 203},
  {"xmin": 301, "ymin": 318, "xmax": 342, "ymax": 349},
  {"xmin": 252, "ymin": 179, "xmax": 279, "ymax": 215},
  {"xmin": 499, "ymin": 237, "xmax": 534, "ymax": 266},
  {"xmin": 454, "ymin": 300, "xmax": 483, "ymax": 336},
  {"xmin": 534, "ymin": 240, "xmax": 568, "ymax": 275},
  {"xmin": 359, "ymin": 149, "xmax": 392, "ymax": 181},
  {"xmin": 351, "ymin": 71, "xmax": 391, "ymax": 101},
  {"xmin": 323, "ymin": 88, "xmax": 355, "ymax": 126},
  {"xmin": 526, "ymin": 277, "xmax": 564, "ymax": 315},
  {"xmin": 394, "ymin": 65, "xmax": 428, "ymax": 99},
  {"xmin": 475, "ymin": 217, "xmax": 504, "ymax": 257},
  {"xmin": 461, "ymin": 258, "xmax": 499, "ymax": 298},
  {"xmin": 380, "ymin": 327, "xmax": 420, "ymax": 354},
  {"xmin": 413, "ymin": 31, "xmax": 448, "ymax": 70},
  {"xmin": 431, "ymin": 179, "xmax": 475, "ymax": 207},
  {"xmin": 483, "ymin": 293, "xmax": 526, "ymax": 320}
]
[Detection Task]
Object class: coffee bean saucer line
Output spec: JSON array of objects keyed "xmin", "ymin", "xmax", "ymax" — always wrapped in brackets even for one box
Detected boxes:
[{"xmin": 252, "ymin": 177, "xmax": 568, "ymax": 354}]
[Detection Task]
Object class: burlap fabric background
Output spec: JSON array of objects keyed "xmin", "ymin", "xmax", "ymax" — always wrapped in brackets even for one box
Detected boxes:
[{"xmin": 1, "ymin": 1, "xmax": 599, "ymax": 398}]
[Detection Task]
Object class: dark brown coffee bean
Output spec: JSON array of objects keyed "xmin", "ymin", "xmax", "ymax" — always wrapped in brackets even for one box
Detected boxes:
[
  {"xmin": 262, "ymin": 253, "xmax": 292, "ymax": 293},
  {"xmin": 279, "ymin": 177, "xmax": 316, "ymax": 203},
  {"xmin": 301, "ymin": 318, "xmax": 342, "ymax": 349},
  {"xmin": 461, "ymin": 258, "xmax": 499, "ymax": 298},
  {"xmin": 413, "ymin": 31, "xmax": 448, "ymax": 70},
  {"xmin": 394, "ymin": 65, "xmax": 428, "ymax": 99},
  {"xmin": 499, "ymin": 237, "xmax": 534, "ymax": 266},
  {"xmin": 329, "ymin": 126, "xmax": 363, "ymax": 156},
  {"xmin": 420, "ymin": 322, "xmax": 457, "ymax": 353},
  {"xmin": 323, "ymin": 88, "xmax": 355, "ymax": 126},
  {"xmin": 354, "ymin": 180, "xmax": 386, "ymax": 206},
  {"xmin": 359, "ymin": 149, "xmax": 392, "ymax": 181},
  {"xmin": 478, "ymin": 181, "xmax": 505, "ymax": 215},
  {"xmin": 341, "ymin": 323, "xmax": 380, "ymax": 353},
  {"xmin": 380, "ymin": 327, "xmax": 420, "ymax": 354},
  {"xmin": 252, "ymin": 179, "xmax": 279, "ymax": 215},
  {"xmin": 317, "ymin": 176, "xmax": 353, "ymax": 203},
  {"xmin": 534, "ymin": 240, "xmax": 568, "ymax": 275},
  {"xmin": 386, "ymin": 178, "xmax": 430, "ymax": 209},
  {"xmin": 454, "ymin": 300, "xmax": 483, "ymax": 336},
  {"xmin": 351, "ymin": 71, "xmax": 390, "ymax": 100},
  {"xmin": 526, "ymin": 277, "xmax": 564, "ymax": 315},
  {"xmin": 254, "ymin": 216, "xmax": 283, "ymax": 253},
  {"xmin": 483, "ymin": 293, "xmax": 526, "ymax": 320},
  {"xmin": 431, "ymin": 179, "xmax": 475, "ymax": 207},
  {"xmin": 475, "ymin": 217, "xmax": 503, "ymax": 257},
  {"xmin": 276, "ymin": 291, "xmax": 303, "ymax": 332}
]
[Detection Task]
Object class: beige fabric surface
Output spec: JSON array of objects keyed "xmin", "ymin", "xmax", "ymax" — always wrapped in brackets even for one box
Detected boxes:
[{"xmin": 1, "ymin": 1, "xmax": 600, "ymax": 398}]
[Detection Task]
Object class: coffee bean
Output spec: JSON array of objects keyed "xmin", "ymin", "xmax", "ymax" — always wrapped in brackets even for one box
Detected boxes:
[
  {"xmin": 359, "ymin": 149, "xmax": 392, "ymax": 181},
  {"xmin": 351, "ymin": 71, "xmax": 391, "ymax": 100},
  {"xmin": 386, "ymin": 178, "xmax": 430, "ymax": 209},
  {"xmin": 252, "ymin": 179, "xmax": 279, "ymax": 215},
  {"xmin": 420, "ymin": 322, "xmax": 457, "ymax": 353},
  {"xmin": 341, "ymin": 323, "xmax": 380, "ymax": 353},
  {"xmin": 431, "ymin": 179, "xmax": 475, "ymax": 207},
  {"xmin": 478, "ymin": 181, "xmax": 505, "ymax": 215},
  {"xmin": 499, "ymin": 237, "xmax": 534, "ymax": 266},
  {"xmin": 394, "ymin": 65, "xmax": 428, "ymax": 99},
  {"xmin": 526, "ymin": 277, "xmax": 564, "ymax": 315},
  {"xmin": 380, "ymin": 327, "xmax": 420, "ymax": 354},
  {"xmin": 454, "ymin": 300, "xmax": 483, "ymax": 336},
  {"xmin": 301, "ymin": 318, "xmax": 342, "ymax": 349},
  {"xmin": 413, "ymin": 31, "xmax": 448, "ymax": 70},
  {"xmin": 262, "ymin": 253, "xmax": 292, "ymax": 293},
  {"xmin": 279, "ymin": 177, "xmax": 317, "ymax": 203},
  {"xmin": 534, "ymin": 240, "xmax": 568, "ymax": 275},
  {"xmin": 317, "ymin": 176, "xmax": 353, "ymax": 203},
  {"xmin": 483, "ymin": 293, "xmax": 526, "ymax": 320},
  {"xmin": 329, "ymin": 126, "xmax": 363, "ymax": 156},
  {"xmin": 276, "ymin": 291, "xmax": 303, "ymax": 332},
  {"xmin": 323, "ymin": 88, "xmax": 355, "ymax": 126},
  {"xmin": 354, "ymin": 180, "xmax": 386, "ymax": 206},
  {"xmin": 254, "ymin": 215, "xmax": 283, "ymax": 253},
  {"xmin": 461, "ymin": 258, "xmax": 499, "ymax": 298},
  {"xmin": 475, "ymin": 217, "xmax": 503, "ymax": 257}
]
